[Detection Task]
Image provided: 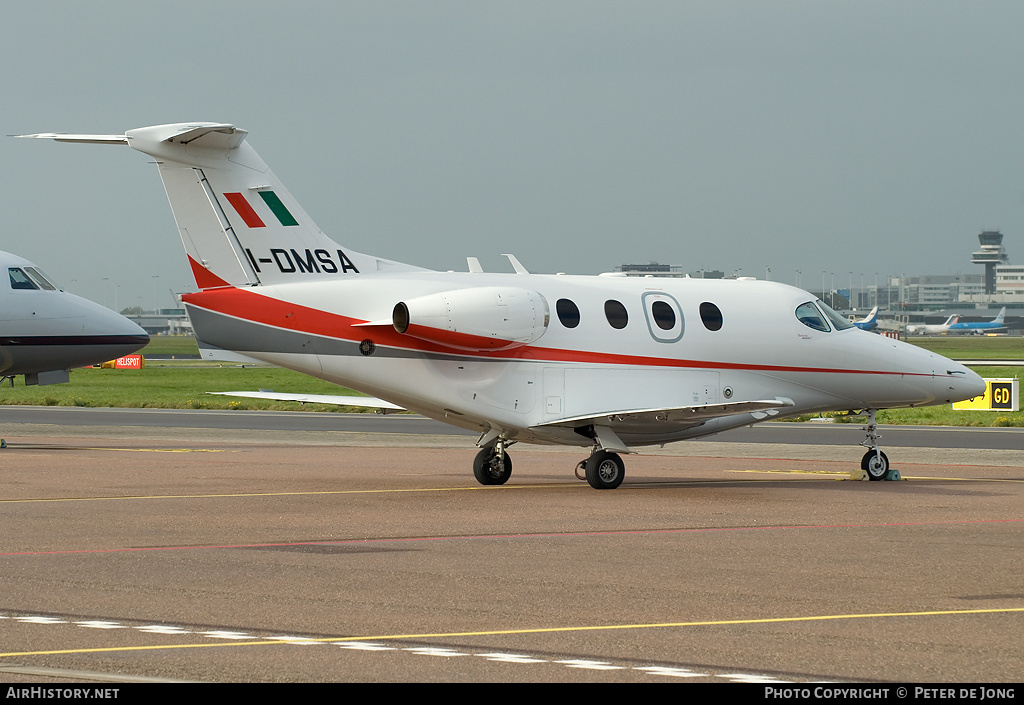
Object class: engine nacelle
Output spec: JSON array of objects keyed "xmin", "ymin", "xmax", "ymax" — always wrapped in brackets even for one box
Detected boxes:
[{"xmin": 393, "ymin": 287, "xmax": 549, "ymax": 352}]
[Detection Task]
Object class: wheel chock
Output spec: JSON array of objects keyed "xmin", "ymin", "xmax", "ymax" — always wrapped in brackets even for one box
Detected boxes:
[{"xmin": 849, "ymin": 466, "xmax": 902, "ymax": 481}]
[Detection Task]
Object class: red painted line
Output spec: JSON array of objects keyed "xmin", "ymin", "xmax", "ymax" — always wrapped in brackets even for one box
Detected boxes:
[
  {"xmin": 222, "ymin": 192, "xmax": 266, "ymax": 228},
  {"xmin": 4, "ymin": 518, "xmax": 1021, "ymax": 557},
  {"xmin": 180, "ymin": 285, "xmax": 939, "ymax": 378}
]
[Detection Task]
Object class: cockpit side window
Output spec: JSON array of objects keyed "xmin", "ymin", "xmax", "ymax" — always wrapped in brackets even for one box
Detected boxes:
[
  {"xmin": 796, "ymin": 301, "xmax": 829, "ymax": 332},
  {"xmin": 9, "ymin": 268, "xmax": 38, "ymax": 290}
]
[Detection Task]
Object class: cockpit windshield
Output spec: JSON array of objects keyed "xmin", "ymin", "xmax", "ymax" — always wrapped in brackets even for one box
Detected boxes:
[
  {"xmin": 8, "ymin": 267, "xmax": 58, "ymax": 291},
  {"xmin": 817, "ymin": 299, "xmax": 854, "ymax": 330},
  {"xmin": 796, "ymin": 300, "xmax": 855, "ymax": 332}
]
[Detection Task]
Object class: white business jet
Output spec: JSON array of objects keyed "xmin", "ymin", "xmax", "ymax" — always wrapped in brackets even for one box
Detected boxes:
[
  {"xmin": 19, "ymin": 123, "xmax": 985, "ymax": 487},
  {"xmin": 1, "ymin": 250, "xmax": 148, "ymax": 386}
]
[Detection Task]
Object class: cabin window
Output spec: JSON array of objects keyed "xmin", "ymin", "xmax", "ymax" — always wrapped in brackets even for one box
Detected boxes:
[
  {"xmin": 9, "ymin": 268, "xmax": 37, "ymax": 290},
  {"xmin": 641, "ymin": 292, "xmax": 683, "ymax": 342},
  {"xmin": 604, "ymin": 300, "xmax": 628, "ymax": 329},
  {"xmin": 699, "ymin": 302, "xmax": 723, "ymax": 331},
  {"xmin": 556, "ymin": 298, "xmax": 580, "ymax": 328},
  {"xmin": 651, "ymin": 301, "xmax": 675, "ymax": 330},
  {"xmin": 796, "ymin": 301, "xmax": 829, "ymax": 332}
]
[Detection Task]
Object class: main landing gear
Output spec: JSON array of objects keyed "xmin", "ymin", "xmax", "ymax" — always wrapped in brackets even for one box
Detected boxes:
[
  {"xmin": 858, "ymin": 409, "xmax": 900, "ymax": 481},
  {"xmin": 574, "ymin": 449, "xmax": 625, "ymax": 490},
  {"xmin": 472, "ymin": 435, "xmax": 627, "ymax": 490},
  {"xmin": 473, "ymin": 440, "xmax": 513, "ymax": 485}
]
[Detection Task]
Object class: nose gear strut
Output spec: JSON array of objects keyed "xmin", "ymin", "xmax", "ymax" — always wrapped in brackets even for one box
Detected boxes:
[{"xmin": 856, "ymin": 409, "xmax": 900, "ymax": 481}]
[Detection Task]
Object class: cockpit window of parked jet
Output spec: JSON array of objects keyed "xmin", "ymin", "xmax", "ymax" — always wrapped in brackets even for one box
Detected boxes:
[
  {"xmin": 796, "ymin": 301, "xmax": 830, "ymax": 332},
  {"xmin": 24, "ymin": 267, "xmax": 57, "ymax": 290},
  {"xmin": 9, "ymin": 268, "xmax": 38, "ymax": 290}
]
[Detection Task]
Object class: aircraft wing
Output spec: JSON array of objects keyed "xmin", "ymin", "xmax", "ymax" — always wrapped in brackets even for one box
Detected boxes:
[
  {"xmin": 208, "ymin": 390, "xmax": 403, "ymax": 411},
  {"xmin": 534, "ymin": 399, "xmax": 794, "ymax": 432}
]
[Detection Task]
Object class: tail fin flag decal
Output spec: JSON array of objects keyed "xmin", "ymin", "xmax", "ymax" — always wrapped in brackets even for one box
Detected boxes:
[
  {"xmin": 223, "ymin": 193, "xmax": 267, "ymax": 228},
  {"xmin": 223, "ymin": 191, "xmax": 300, "ymax": 229},
  {"xmin": 257, "ymin": 191, "xmax": 299, "ymax": 226}
]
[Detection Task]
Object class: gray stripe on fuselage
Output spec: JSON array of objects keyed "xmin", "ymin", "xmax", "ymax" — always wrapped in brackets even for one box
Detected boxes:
[{"xmin": 185, "ymin": 304, "xmax": 466, "ymax": 362}]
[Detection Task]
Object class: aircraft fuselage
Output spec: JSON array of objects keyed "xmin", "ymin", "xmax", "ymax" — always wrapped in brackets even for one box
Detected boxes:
[{"xmin": 183, "ymin": 272, "xmax": 981, "ymax": 447}]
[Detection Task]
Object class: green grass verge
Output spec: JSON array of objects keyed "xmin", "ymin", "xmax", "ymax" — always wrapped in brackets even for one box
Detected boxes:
[
  {"xmin": 906, "ymin": 336, "xmax": 1024, "ymax": 359},
  {"xmin": 139, "ymin": 336, "xmax": 200, "ymax": 357},
  {"xmin": 0, "ymin": 363, "xmax": 372, "ymax": 413}
]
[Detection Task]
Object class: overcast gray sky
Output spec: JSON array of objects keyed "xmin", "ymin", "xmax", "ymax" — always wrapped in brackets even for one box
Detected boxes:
[{"xmin": 4, "ymin": 1, "xmax": 1023, "ymax": 310}]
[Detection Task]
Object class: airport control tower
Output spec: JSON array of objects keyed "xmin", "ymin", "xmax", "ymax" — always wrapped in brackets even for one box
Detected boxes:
[{"xmin": 971, "ymin": 230, "xmax": 1009, "ymax": 294}]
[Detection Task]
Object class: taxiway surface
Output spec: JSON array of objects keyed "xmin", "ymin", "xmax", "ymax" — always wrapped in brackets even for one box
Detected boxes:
[{"xmin": 0, "ymin": 408, "xmax": 1021, "ymax": 683}]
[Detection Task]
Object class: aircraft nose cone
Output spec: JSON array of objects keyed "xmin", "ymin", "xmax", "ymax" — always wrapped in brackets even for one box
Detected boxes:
[
  {"xmin": 959, "ymin": 367, "xmax": 987, "ymax": 401},
  {"xmin": 936, "ymin": 360, "xmax": 986, "ymax": 405}
]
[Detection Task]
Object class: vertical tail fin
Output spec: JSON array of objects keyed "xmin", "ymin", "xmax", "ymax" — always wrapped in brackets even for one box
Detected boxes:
[{"xmin": 21, "ymin": 123, "xmax": 426, "ymax": 289}]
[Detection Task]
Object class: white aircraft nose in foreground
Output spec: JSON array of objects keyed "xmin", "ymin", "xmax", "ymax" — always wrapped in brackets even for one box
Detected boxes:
[
  {"xmin": 20, "ymin": 123, "xmax": 986, "ymax": 488},
  {"xmin": 0, "ymin": 249, "xmax": 149, "ymax": 385}
]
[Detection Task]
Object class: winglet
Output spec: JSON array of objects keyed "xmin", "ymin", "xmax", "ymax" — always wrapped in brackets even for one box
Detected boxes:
[{"xmin": 502, "ymin": 254, "xmax": 529, "ymax": 274}]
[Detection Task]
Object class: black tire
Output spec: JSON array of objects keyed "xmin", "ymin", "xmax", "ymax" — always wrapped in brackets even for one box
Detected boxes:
[
  {"xmin": 473, "ymin": 446, "xmax": 512, "ymax": 485},
  {"xmin": 584, "ymin": 450, "xmax": 625, "ymax": 490},
  {"xmin": 862, "ymin": 450, "xmax": 889, "ymax": 481}
]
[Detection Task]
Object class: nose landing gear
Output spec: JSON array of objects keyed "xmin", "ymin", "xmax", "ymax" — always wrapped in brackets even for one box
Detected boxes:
[{"xmin": 857, "ymin": 409, "xmax": 901, "ymax": 481}]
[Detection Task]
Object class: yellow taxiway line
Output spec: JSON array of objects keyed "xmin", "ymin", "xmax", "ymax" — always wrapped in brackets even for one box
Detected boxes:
[{"xmin": 3, "ymin": 606, "xmax": 1022, "ymax": 659}]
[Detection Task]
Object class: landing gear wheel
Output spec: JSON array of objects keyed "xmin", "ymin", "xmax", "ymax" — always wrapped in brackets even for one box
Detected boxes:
[
  {"xmin": 473, "ymin": 446, "xmax": 512, "ymax": 485},
  {"xmin": 862, "ymin": 449, "xmax": 890, "ymax": 481},
  {"xmin": 584, "ymin": 450, "xmax": 625, "ymax": 490}
]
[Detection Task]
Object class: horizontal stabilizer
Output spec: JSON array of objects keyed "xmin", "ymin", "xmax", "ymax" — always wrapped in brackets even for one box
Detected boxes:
[
  {"xmin": 15, "ymin": 132, "xmax": 128, "ymax": 145},
  {"xmin": 208, "ymin": 390, "xmax": 403, "ymax": 410}
]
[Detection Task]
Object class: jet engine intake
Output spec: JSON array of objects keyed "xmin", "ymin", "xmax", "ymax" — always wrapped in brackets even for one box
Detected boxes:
[{"xmin": 393, "ymin": 287, "xmax": 549, "ymax": 352}]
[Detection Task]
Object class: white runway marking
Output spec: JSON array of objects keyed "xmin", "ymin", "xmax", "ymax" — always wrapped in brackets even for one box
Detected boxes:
[
  {"xmin": 333, "ymin": 641, "xmax": 396, "ymax": 651},
  {"xmin": 476, "ymin": 652, "xmax": 548, "ymax": 663},
  {"xmin": 135, "ymin": 624, "xmax": 191, "ymax": 634},
  {"xmin": 198, "ymin": 630, "xmax": 251, "ymax": 640},
  {"xmin": 634, "ymin": 666, "xmax": 708, "ymax": 678},
  {"xmin": 403, "ymin": 646, "xmax": 467, "ymax": 657},
  {"xmin": 3, "ymin": 611, "xmax": 801, "ymax": 682},
  {"xmin": 75, "ymin": 620, "xmax": 127, "ymax": 629},
  {"xmin": 15, "ymin": 616, "xmax": 66, "ymax": 624},
  {"xmin": 555, "ymin": 659, "xmax": 624, "ymax": 670}
]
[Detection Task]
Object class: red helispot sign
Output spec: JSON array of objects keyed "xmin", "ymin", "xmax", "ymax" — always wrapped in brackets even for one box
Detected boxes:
[{"xmin": 102, "ymin": 354, "xmax": 144, "ymax": 369}]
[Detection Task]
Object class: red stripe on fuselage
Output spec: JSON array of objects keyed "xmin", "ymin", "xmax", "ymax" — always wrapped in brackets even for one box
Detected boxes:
[{"xmin": 181, "ymin": 285, "xmax": 921, "ymax": 377}]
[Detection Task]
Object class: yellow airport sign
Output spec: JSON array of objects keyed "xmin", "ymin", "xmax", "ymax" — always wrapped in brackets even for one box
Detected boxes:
[{"xmin": 952, "ymin": 378, "xmax": 1019, "ymax": 412}]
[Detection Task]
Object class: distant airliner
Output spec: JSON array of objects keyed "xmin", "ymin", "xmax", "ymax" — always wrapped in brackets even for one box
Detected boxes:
[
  {"xmin": 852, "ymin": 306, "xmax": 879, "ymax": 331},
  {"xmin": 906, "ymin": 314, "xmax": 959, "ymax": 336},
  {"xmin": 20, "ymin": 123, "xmax": 985, "ymax": 487},
  {"xmin": 947, "ymin": 307, "xmax": 1007, "ymax": 335}
]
